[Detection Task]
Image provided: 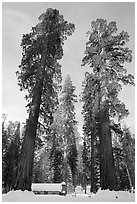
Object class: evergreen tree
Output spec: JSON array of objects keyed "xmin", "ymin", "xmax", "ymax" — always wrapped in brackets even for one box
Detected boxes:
[
  {"xmin": 14, "ymin": 8, "xmax": 75, "ymax": 190},
  {"xmin": 82, "ymin": 19, "xmax": 134, "ymax": 191},
  {"xmin": 81, "ymin": 74, "xmax": 100, "ymax": 193},
  {"xmin": 113, "ymin": 146, "xmax": 130, "ymax": 191},
  {"xmin": 76, "ymin": 143, "xmax": 84, "ymax": 187},
  {"xmin": 82, "ymin": 138, "xmax": 91, "ymax": 193},
  {"xmin": 33, "ymin": 147, "xmax": 52, "ymax": 183},
  {"xmin": 112, "ymin": 124, "xmax": 135, "ymax": 191},
  {"xmin": 2, "ymin": 114, "xmax": 8, "ymax": 159},
  {"xmin": 50, "ymin": 125, "xmax": 63, "ymax": 183},
  {"xmin": 49, "ymin": 76, "xmax": 78, "ymax": 189},
  {"xmin": 2, "ymin": 115, "xmax": 8, "ymax": 192},
  {"xmin": 32, "ymin": 125, "xmax": 46, "ymax": 183},
  {"xmin": 2, "ymin": 122, "xmax": 21, "ymax": 192},
  {"xmin": 47, "ymin": 104, "xmax": 65, "ymax": 184},
  {"xmin": 60, "ymin": 75, "xmax": 78, "ymax": 190},
  {"xmin": 121, "ymin": 126, "xmax": 135, "ymax": 189}
]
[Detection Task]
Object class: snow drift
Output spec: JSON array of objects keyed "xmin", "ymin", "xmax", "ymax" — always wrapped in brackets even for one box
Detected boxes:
[{"xmin": 2, "ymin": 187, "xmax": 135, "ymax": 202}]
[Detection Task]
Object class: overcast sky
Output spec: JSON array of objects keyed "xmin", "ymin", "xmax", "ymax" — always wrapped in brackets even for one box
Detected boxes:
[{"xmin": 2, "ymin": 2, "xmax": 135, "ymax": 135}]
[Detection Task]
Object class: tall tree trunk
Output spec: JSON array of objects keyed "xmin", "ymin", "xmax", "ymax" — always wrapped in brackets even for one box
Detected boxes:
[
  {"xmin": 99, "ymin": 104, "xmax": 117, "ymax": 190},
  {"xmin": 62, "ymin": 143, "xmax": 68, "ymax": 191},
  {"xmin": 90, "ymin": 130, "xmax": 95, "ymax": 193},
  {"xmin": 14, "ymin": 67, "xmax": 44, "ymax": 191},
  {"xmin": 72, "ymin": 172, "xmax": 76, "ymax": 193},
  {"xmin": 84, "ymin": 174, "xmax": 87, "ymax": 194},
  {"xmin": 124, "ymin": 162, "xmax": 133, "ymax": 189}
]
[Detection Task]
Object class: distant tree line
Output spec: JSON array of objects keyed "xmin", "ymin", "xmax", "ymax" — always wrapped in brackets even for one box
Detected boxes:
[{"xmin": 2, "ymin": 112, "xmax": 135, "ymax": 194}]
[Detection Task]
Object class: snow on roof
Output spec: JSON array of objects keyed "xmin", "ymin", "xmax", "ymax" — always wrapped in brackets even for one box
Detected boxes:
[
  {"xmin": 31, "ymin": 183, "xmax": 62, "ymax": 191},
  {"xmin": 61, "ymin": 182, "xmax": 66, "ymax": 185}
]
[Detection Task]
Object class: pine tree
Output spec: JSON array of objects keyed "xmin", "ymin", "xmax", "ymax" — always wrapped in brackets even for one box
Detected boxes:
[
  {"xmin": 33, "ymin": 147, "xmax": 52, "ymax": 183},
  {"xmin": 2, "ymin": 114, "xmax": 8, "ymax": 159},
  {"xmin": 50, "ymin": 125, "xmax": 63, "ymax": 183},
  {"xmin": 113, "ymin": 146, "xmax": 130, "ymax": 191},
  {"xmin": 81, "ymin": 73, "xmax": 100, "ymax": 193},
  {"xmin": 32, "ymin": 125, "xmax": 46, "ymax": 183},
  {"xmin": 14, "ymin": 8, "xmax": 75, "ymax": 190},
  {"xmin": 82, "ymin": 138, "xmax": 91, "ymax": 194},
  {"xmin": 58, "ymin": 75, "xmax": 78, "ymax": 190},
  {"xmin": 76, "ymin": 143, "xmax": 84, "ymax": 187},
  {"xmin": 82, "ymin": 19, "xmax": 134, "ymax": 191},
  {"xmin": 112, "ymin": 123, "xmax": 135, "ymax": 191},
  {"xmin": 121, "ymin": 126, "xmax": 135, "ymax": 189},
  {"xmin": 2, "ymin": 115, "xmax": 9, "ymax": 193},
  {"xmin": 47, "ymin": 104, "xmax": 65, "ymax": 184},
  {"xmin": 2, "ymin": 121, "xmax": 21, "ymax": 192}
]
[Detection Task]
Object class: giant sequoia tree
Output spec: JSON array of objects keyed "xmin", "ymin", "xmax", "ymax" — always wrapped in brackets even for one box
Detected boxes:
[
  {"xmin": 14, "ymin": 8, "xmax": 75, "ymax": 191},
  {"xmin": 82, "ymin": 19, "xmax": 134, "ymax": 191}
]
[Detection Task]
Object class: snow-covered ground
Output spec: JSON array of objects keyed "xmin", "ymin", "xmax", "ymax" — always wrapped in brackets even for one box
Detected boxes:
[{"xmin": 2, "ymin": 186, "xmax": 135, "ymax": 202}]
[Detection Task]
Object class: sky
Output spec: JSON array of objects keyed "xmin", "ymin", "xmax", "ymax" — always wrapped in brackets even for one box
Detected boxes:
[{"xmin": 2, "ymin": 1, "xmax": 135, "ymax": 136}]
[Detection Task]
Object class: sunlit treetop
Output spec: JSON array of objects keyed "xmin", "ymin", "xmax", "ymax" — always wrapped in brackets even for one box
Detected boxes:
[
  {"xmin": 82, "ymin": 19, "xmax": 134, "ymax": 121},
  {"xmin": 82, "ymin": 19, "xmax": 133, "ymax": 82}
]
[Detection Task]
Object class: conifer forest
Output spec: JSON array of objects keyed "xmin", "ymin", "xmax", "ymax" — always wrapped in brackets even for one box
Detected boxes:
[{"xmin": 2, "ymin": 4, "xmax": 135, "ymax": 198}]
